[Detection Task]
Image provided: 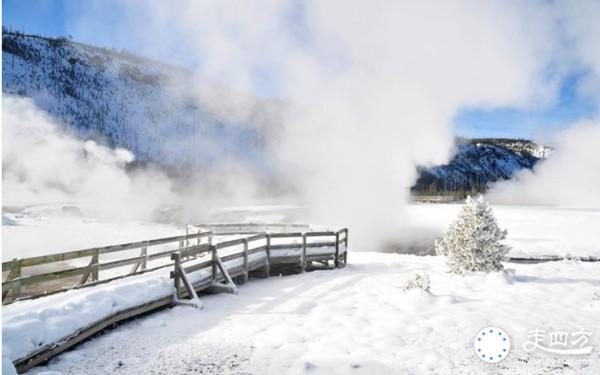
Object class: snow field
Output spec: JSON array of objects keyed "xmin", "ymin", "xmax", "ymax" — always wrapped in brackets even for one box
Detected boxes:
[
  {"xmin": 23, "ymin": 252, "xmax": 600, "ymax": 374},
  {"xmin": 406, "ymin": 204, "xmax": 600, "ymax": 258}
]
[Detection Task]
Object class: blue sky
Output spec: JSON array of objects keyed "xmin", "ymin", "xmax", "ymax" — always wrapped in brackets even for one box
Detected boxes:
[
  {"xmin": 3, "ymin": 0, "xmax": 598, "ymax": 139},
  {"xmin": 454, "ymin": 73, "xmax": 597, "ymax": 139}
]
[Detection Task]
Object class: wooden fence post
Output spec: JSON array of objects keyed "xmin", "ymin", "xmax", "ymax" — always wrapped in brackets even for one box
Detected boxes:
[
  {"xmin": 242, "ymin": 239, "xmax": 249, "ymax": 283},
  {"xmin": 301, "ymin": 233, "xmax": 307, "ymax": 272},
  {"xmin": 92, "ymin": 249, "xmax": 100, "ymax": 281},
  {"xmin": 171, "ymin": 252, "xmax": 181, "ymax": 298},
  {"xmin": 3, "ymin": 259, "xmax": 22, "ymax": 301},
  {"xmin": 141, "ymin": 246, "xmax": 148, "ymax": 270},
  {"xmin": 344, "ymin": 229, "xmax": 349, "ymax": 265},
  {"xmin": 14, "ymin": 259, "xmax": 22, "ymax": 287},
  {"xmin": 211, "ymin": 245, "xmax": 217, "ymax": 281},
  {"xmin": 265, "ymin": 234, "xmax": 271, "ymax": 277},
  {"xmin": 334, "ymin": 232, "xmax": 340, "ymax": 268}
]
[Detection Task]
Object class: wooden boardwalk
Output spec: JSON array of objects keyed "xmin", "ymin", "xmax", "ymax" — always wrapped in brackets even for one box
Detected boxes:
[{"xmin": 2, "ymin": 224, "xmax": 348, "ymax": 373}]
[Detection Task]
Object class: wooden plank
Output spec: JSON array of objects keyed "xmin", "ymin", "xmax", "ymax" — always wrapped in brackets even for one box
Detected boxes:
[
  {"xmin": 14, "ymin": 232, "xmax": 212, "ymax": 268},
  {"xmin": 3, "ymin": 264, "xmax": 93, "ymax": 290},
  {"xmin": 146, "ymin": 248, "xmax": 181, "ymax": 261},
  {"xmin": 18, "ymin": 249, "xmax": 98, "ymax": 268},
  {"xmin": 269, "ymin": 256, "xmax": 302, "ymax": 265},
  {"xmin": 99, "ymin": 255, "xmax": 145, "ymax": 271},
  {"xmin": 14, "ymin": 296, "xmax": 174, "ymax": 373},
  {"xmin": 266, "ymin": 242, "xmax": 335, "ymax": 250},
  {"xmin": 267, "ymin": 232, "xmax": 304, "ymax": 238},
  {"xmin": 269, "ymin": 243, "xmax": 303, "ymax": 250},
  {"xmin": 247, "ymin": 246, "xmax": 267, "ymax": 255},
  {"xmin": 306, "ymin": 253, "xmax": 335, "ymax": 261},
  {"xmin": 178, "ymin": 244, "xmax": 212, "ymax": 259},
  {"xmin": 2, "ymin": 263, "xmax": 175, "ymax": 306},
  {"xmin": 215, "ymin": 238, "xmax": 246, "ymax": 249},
  {"xmin": 182, "ymin": 258, "xmax": 213, "ymax": 274},
  {"xmin": 306, "ymin": 242, "xmax": 336, "ymax": 248},
  {"xmin": 304, "ymin": 231, "xmax": 336, "ymax": 237},
  {"xmin": 220, "ymin": 252, "xmax": 243, "ymax": 263}
]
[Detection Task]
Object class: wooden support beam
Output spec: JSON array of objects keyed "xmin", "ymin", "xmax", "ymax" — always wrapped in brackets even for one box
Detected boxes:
[
  {"xmin": 171, "ymin": 252, "xmax": 202, "ymax": 309},
  {"xmin": 211, "ymin": 254, "xmax": 238, "ymax": 294},
  {"xmin": 2, "ymin": 259, "xmax": 21, "ymax": 301}
]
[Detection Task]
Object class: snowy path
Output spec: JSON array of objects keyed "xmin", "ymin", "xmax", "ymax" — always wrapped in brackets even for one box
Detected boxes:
[{"xmin": 27, "ymin": 253, "xmax": 600, "ymax": 375}]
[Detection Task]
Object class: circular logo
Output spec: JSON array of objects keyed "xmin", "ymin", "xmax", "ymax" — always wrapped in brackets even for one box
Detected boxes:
[{"xmin": 474, "ymin": 326, "xmax": 511, "ymax": 363}]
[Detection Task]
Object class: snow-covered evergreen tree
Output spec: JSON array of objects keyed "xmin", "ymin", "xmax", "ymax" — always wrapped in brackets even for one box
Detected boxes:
[{"xmin": 435, "ymin": 195, "xmax": 510, "ymax": 273}]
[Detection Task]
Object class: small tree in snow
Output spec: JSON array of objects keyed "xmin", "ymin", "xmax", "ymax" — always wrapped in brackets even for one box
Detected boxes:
[{"xmin": 435, "ymin": 196, "xmax": 510, "ymax": 274}]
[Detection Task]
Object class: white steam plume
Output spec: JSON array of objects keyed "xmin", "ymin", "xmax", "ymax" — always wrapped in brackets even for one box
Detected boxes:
[
  {"xmin": 2, "ymin": 96, "xmax": 175, "ymax": 220},
  {"xmin": 488, "ymin": 121, "xmax": 600, "ymax": 208},
  {"xmin": 488, "ymin": 0, "xmax": 600, "ymax": 209},
  {"xmin": 66, "ymin": 0, "xmax": 560, "ymax": 249}
]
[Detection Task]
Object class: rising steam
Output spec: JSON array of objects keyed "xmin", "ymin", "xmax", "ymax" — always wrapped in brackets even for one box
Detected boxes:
[
  {"xmin": 5, "ymin": 1, "xmax": 600, "ymax": 250},
  {"xmin": 2, "ymin": 96, "xmax": 175, "ymax": 220}
]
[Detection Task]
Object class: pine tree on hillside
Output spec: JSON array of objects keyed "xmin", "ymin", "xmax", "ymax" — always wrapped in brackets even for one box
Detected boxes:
[{"xmin": 435, "ymin": 195, "xmax": 510, "ymax": 273}]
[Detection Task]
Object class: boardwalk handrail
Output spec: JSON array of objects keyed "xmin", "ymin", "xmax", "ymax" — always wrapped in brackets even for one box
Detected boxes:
[
  {"xmin": 2, "ymin": 231, "xmax": 213, "ymax": 304},
  {"xmin": 9, "ymin": 226, "xmax": 349, "ymax": 373}
]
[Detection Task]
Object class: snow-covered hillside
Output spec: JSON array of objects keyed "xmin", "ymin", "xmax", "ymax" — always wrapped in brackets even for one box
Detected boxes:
[
  {"xmin": 2, "ymin": 30, "xmax": 281, "ymax": 167},
  {"xmin": 413, "ymin": 138, "xmax": 551, "ymax": 194}
]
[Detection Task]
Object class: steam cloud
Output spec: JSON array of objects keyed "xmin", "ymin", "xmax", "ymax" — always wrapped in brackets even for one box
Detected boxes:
[
  {"xmin": 6, "ymin": 1, "xmax": 600, "ymax": 249},
  {"xmin": 70, "ymin": 1, "xmax": 561, "ymax": 249},
  {"xmin": 2, "ymin": 96, "xmax": 175, "ymax": 220},
  {"xmin": 488, "ymin": 121, "xmax": 600, "ymax": 208},
  {"xmin": 488, "ymin": 0, "xmax": 600, "ymax": 209}
]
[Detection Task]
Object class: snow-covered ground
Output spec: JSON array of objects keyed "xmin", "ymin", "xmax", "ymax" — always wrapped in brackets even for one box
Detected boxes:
[
  {"xmin": 2, "ymin": 204, "xmax": 183, "ymax": 260},
  {"xmin": 18, "ymin": 252, "xmax": 600, "ymax": 375},
  {"xmin": 3, "ymin": 203, "xmax": 600, "ymax": 374},
  {"xmin": 5, "ymin": 203, "xmax": 600, "ymax": 261},
  {"xmin": 405, "ymin": 204, "xmax": 600, "ymax": 258}
]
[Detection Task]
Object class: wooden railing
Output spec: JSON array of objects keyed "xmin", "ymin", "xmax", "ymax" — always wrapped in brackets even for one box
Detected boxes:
[
  {"xmin": 2, "ymin": 227, "xmax": 350, "ymax": 305},
  {"xmin": 171, "ymin": 228, "xmax": 350, "ymax": 304},
  {"xmin": 8, "ymin": 226, "xmax": 349, "ymax": 373},
  {"xmin": 2, "ymin": 231, "xmax": 214, "ymax": 304}
]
